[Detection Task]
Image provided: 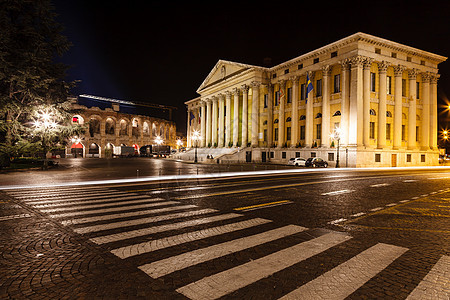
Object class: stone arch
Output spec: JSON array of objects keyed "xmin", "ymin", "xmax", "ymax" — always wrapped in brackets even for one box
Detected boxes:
[
  {"xmin": 72, "ymin": 114, "xmax": 85, "ymax": 125},
  {"xmin": 105, "ymin": 117, "xmax": 116, "ymax": 135},
  {"xmin": 159, "ymin": 123, "xmax": 165, "ymax": 137},
  {"xmin": 152, "ymin": 122, "xmax": 158, "ymax": 137},
  {"xmin": 143, "ymin": 121, "xmax": 150, "ymax": 135},
  {"xmin": 88, "ymin": 142, "xmax": 101, "ymax": 158},
  {"xmin": 119, "ymin": 119, "xmax": 129, "ymax": 136},
  {"xmin": 333, "ymin": 111, "xmax": 341, "ymax": 116},
  {"xmin": 370, "ymin": 109, "xmax": 376, "ymax": 116},
  {"xmin": 88, "ymin": 115, "xmax": 101, "ymax": 137},
  {"xmin": 132, "ymin": 118, "xmax": 140, "ymax": 137}
]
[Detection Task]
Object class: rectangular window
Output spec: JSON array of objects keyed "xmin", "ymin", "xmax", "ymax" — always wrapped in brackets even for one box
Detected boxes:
[
  {"xmin": 272, "ymin": 73, "xmax": 277, "ymax": 79},
  {"xmin": 264, "ymin": 94, "xmax": 268, "ymax": 108},
  {"xmin": 298, "ymin": 63, "xmax": 303, "ymax": 70},
  {"xmin": 282, "ymin": 152, "xmax": 286, "ymax": 159},
  {"xmin": 402, "ymin": 79, "xmax": 406, "ymax": 97},
  {"xmin": 270, "ymin": 151, "xmax": 274, "ymax": 158},
  {"xmin": 370, "ymin": 122, "xmax": 375, "ymax": 139},
  {"xmin": 421, "ymin": 154, "xmax": 426, "ymax": 162},
  {"xmin": 310, "ymin": 152, "xmax": 316, "ymax": 158},
  {"xmin": 416, "ymin": 126, "xmax": 419, "ymax": 142},
  {"xmin": 300, "ymin": 84, "xmax": 306, "ymax": 100},
  {"xmin": 334, "ymin": 74, "xmax": 340, "ymax": 93},
  {"xmin": 275, "ymin": 91, "xmax": 279, "ymax": 106},
  {"xmin": 407, "ymin": 154, "xmax": 412, "ymax": 162},
  {"xmin": 375, "ymin": 48, "xmax": 381, "ymax": 54},
  {"xmin": 263, "ymin": 129, "xmax": 267, "ymax": 142},
  {"xmin": 287, "ymin": 87, "xmax": 292, "ymax": 103},
  {"xmin": 370, "ymin": 73, "xmax": 376, "ymax": 92},
  {"xmin": 284, "ymin": 69, "xmax": 289, "ymax": 74},
  {"xmin": 274, "ymin": 128, "xmax": 278, "ymax": 141},
  {"xmin": 316, "ymin": 124, "xmax": 322, "ymax": 139},
  {"xmin": 386, "ymin": 123, "xmax": 391, "ymax": 140},
  {"xmin": 313, "ymin": 58, "xmax": 319, "ymax": 64},
  {"xmin": 416, "ymin": 82, "xmax": 420, "ymax": 99},
  {"xmin": 387, "ymin": 76, "xmax": 392, "ymax": 94},
  {"xmin": 295, "ymin": 152, "xmax": 300, "ymax": 158},
  {"xmin": 375, "ymin": 153, "xmax": 381, "ymax": 162},
  {"xmin": 300, "ymin": 126, "xmax": 306, "ymax": 140},
  {"xmin": 391, "ymin": 52, "xmax": 397, "ymax": 58},
  {"xmin": 286, "ymin": 127, "xmax": 291, "ymax": 141},
  {"xmin": 316, "ymin": 79, "xmax": 322, "ymax": 97},
  {"xmin": 402, "ymin": 125, "xmax": 406, "ymax": 141},
  {"xmin": 407, "ymin": 57, "xmax": 412, "ymax": 62},
  {"xmin": 328, "ymin": 153, "xmax": 335, "ymax": 161},
  {"xmin": 331, "ymin": 51, "xmax": 337, "ymax": 58}
]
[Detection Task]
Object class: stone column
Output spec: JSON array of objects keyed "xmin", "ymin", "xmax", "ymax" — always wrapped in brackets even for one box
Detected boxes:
[
  {"xmin": 377, "ymin": 61, "xmax": 390, "ymax": 149},
  {"xmin": 408, "ymin": 69, "xmax": 418, "ymax": 149},
  {"xmin": 305, "ymin": 71, "xmax": 314, "ymax": 148},
  {"xmin": 187, "ymin": 109, "xmax": 191, "ymax": 147},
  {"xmin": 251, "ymin": 81, "xmax": 260, "ymax": 147},
  {"xmin": 200, "ymin": 100, "xmax": 206, "ymax": 147},
  {"xmin": 421, "ymin": 72, "xmax": 431, "ymax": 150},
  {"xmin": 349, "ymin": 56, "xmax": 364, "ymax": 147},
  {"xmin": 241, "ymin": 84, "xmax": 249, "ymax": 147},
  {"xmin": 206, "ymin": 98, "xmax": 212, "ymax": 147},
  {"xmin": 430, "ymin": 73, "xmax": 439, "ymax": 149},
  {"xmin": 340, "ymin": 60, "xmax": 350, "ymax": 146},
  {"xmin": 218, "ymin": 94, "xmax": 225, "ymax": 147},
  {"xmin": 267, "ymin": 84, "xmax": 274, "ymax": 147},
  {"xmin": 393, "ymin": 65, "xmax": 406, "ymax": 149},
  {"xmin": 320, "ymin": 67, "xmax": 330, "ymax": 148},
  {"xmin": 278, "ymin": 80, "xmax": 286, "ymax": 148},
  {"xmin": 225, "ymin": 91, "xmax": 232, "ymax": 147},
  {"xmin": 233, "ymin": 88, "xmax": 240, "ymax": 146},
  {"xmin": 212, "ymin": 96, "xmax": 218, "ymax": 146},
  {"xmin": 362, "ymin": 58, "xmax": 373, "ymax": 148},
  {"xmin": 291, "ymin": 76, "xmax": 300, "ymax": 147}
]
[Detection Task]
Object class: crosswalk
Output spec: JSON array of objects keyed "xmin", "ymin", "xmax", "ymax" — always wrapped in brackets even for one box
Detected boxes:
[{"xmin": 6, "ymin": 186, "xmax": 449, "ymax": 299}]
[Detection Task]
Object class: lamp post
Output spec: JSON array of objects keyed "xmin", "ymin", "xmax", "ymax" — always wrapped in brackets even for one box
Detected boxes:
[
  {"xmin": 192, "ymin": 130, "xmax": 200, "ymax": 163},
  {"xmin": 33, "ymin": 109, "xmax": 57, "ymax": 168},
  {"xmin": 330, "ymin": 127, "xmax": 341, "ymax": 168}
]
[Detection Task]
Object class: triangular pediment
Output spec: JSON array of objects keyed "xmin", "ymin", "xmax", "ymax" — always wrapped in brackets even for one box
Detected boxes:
[{"xmin": 197, "ymin": 60, "xmax": 258, "ymax": 93}]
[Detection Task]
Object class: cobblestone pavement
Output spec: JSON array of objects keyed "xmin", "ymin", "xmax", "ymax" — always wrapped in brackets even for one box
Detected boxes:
[{"xmin": 0, "ymin": 179, "xmax": 448, "ymax": 299}]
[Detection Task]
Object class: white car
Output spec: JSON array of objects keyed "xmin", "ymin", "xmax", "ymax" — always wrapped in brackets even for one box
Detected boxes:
[{"xmin": 287, "ymin": 157, "xmax": 306, "ymax": 167}]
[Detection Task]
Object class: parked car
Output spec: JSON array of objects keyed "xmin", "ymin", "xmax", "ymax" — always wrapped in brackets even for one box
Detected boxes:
[
  {"xmin": 287, "ymin": 157, "xmax": 306, "ymax": 167},
  {"xmin": 305, "ymin": 157, "xmax": 328, "ymax": 168}
]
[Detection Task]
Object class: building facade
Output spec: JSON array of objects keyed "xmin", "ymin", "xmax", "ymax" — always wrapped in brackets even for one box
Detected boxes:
[
  {"xmin": 67, "ymin": 95, "xmax": 177, "ymax": 158},
  {"xmin": 185, "ymin": 33, "xmax": 447, "ymax": 167}
]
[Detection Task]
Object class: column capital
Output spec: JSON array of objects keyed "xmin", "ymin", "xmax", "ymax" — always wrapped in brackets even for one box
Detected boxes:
[
  {"xmin": 290, "ymin": 75, "xmax": 300, "ymax": 85},
  {"xmin": 251, "ymin": 81, "xmax": 261, "ymax": 88},
  {"xmin": 232, "ymin": 87, "xmax": 240, "ymax": 96},
  {"xmin": 349, "ymin": 55, "xmax": 365, "ymax": 68},
  {"xmin": 362, "ymin": 57, "xmax": 374, "ymax": 70},
  {"xmin": 377, "ymin": 61, "xmax": 391, "ymax": 73},
  {"xmin": 393, "ymin": 64, "xmax": 407, "ymax": 77},
  {"xmin": 306, "ymin": 70, "xmax": 315, "ymax": 80},
  {"xmin": 321, "ymin": 65, "xmax": 332, "ymax": 76},
  {"xmin": 430, "ymin": 73, "xmax": 440, "ymax": 84},
  {"xmin": 421, "ymin": 72, "xmax": 431, "ymax": 83},
  {"xmin": 241, "ymin": 84, "xmax": 249, "ymax": 93},
  {"xmin": 212, "ymin": 95, "xmax": 219, "ymax": 102},
  {"xmin": 278, "ymin": 79, "xmax": 286, "ymax": 88},
  {"xmin": 408, "ymin": 68, "xmax": 419, "ymax": 80},
  {"xmin": 339, "ymin": 59, "xmax": 350, "ymax": 71},
  {"xmin": 224, "ymin": 91, "xmax": 232, "ymax": 98}
]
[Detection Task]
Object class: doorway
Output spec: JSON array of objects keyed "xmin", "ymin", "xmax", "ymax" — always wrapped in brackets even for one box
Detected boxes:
[
  {"xmin": 391, "ymin": 154, "xmax": 397, "ymax": 167},
  {"xmin": 246, "ymin": 151, "xmax": 252, "ymax": 163}
]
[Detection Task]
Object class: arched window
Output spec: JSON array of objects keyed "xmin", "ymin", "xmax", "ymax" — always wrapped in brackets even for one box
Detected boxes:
[
  {"xmin": 105, "ymin": 118, "xmax": 115, "ymax": 135},
  {"xmin": 402, "ymin": 113, "xmax": 407, "ymax": 119},
  {"xmin": 416, "ymin": 114, "xmax": 420, "ymax": 120},
  {"xmin": 89, "ymin": 118, "xmax": 100, "ymax": 137},
  {"xmin": 263, "ymin": 120, "xmax": 268, "ymax": 125},
  {"xmin": 333, "ymin": 111, "xmax": 341, "ymax": 116},
  {"xmin": 299, "ymin": 115, "xmax": 306, "ymax": 120},
  {"xmin": 119, "ymin": 120, "xmax": 128, "ymax": 136},
  {"xmin": 274, "ymin": 119, "xmax": 279, "ymax": 124},
  {"xmin": 370, "ymin": 109, "xmax": 376, "ymax": 116},
  {"xmin": 286, "ymin": 117, "xmax": 291, "ymax": 122},
  {"xmin": 143, "ymin": 122, "xmax": 149, "ymax": 135},
  {"xmin": 315, "ymin": 113, "xmax": 322, "ymax": 119},
  {"xmin": 386, "ymin": 111, "xmax": 392, "ymax": 117}
]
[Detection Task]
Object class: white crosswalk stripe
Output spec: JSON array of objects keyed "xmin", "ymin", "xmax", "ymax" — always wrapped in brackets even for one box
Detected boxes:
[
  {"xmin": 8, "ymin": 187, "xmax": 448, "ymax": 299},
  {"xmin": 279, "ymin": 243, "xmax": 408, "ymax": 300},
  {"xmin": 406, "ymin": 255, "xmax": 450, "ymax": 300}
]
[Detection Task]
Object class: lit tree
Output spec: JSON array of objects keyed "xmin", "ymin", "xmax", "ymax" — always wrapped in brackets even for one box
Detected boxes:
[{"xmin": 0, "ymin": 0, "xmax": 79, "ymax": 167}]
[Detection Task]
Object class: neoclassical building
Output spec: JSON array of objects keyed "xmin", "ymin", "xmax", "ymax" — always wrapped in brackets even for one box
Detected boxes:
[
  {"xmin": 67, "ymin": 94, "xmax": 177, "ymax": 158},
  {"xmin": 185, "ymin": 32, "xmax": 446, "ymax": 167}
]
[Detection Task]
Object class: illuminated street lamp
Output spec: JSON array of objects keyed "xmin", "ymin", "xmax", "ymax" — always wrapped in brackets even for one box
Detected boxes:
[
  {"xmin": 32, "ymin": 109, "xmax": 58, "ymax": 168},
  {"xmin": 176, "ymin": 139, "xmax": 183, "ymax": 150},
  {"xmin": 192, "ymin": 130, "xmax": 201, "ymax": 163},
  {"xmin": 330, "ymin": 127, "xmax": 342, "ymax": 168},
  {"xmin": 154, "ymin": 135, "xmax": 163, "ymax": 156}
]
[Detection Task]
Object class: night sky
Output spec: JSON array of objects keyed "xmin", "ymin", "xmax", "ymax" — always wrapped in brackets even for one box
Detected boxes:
[{"xmin": 52, "ymin": 0, "xmax": 450, "ymax": 135}]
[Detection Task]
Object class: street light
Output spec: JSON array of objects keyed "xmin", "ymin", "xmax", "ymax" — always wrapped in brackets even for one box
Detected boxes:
[
  {"xmin": 154, "ymin": 135, "xmax": 163, "ymax": 157},
  {"xmin": 32, "ymin": 109, "xmax": 58, "ymax": 168},
  {"xmin": 192, "ymin": 130, "xmax": 201, "ymax": 163},
  {"xmin": 330, "ymin": 127, "xmax": 341, "ymax": 168}
]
